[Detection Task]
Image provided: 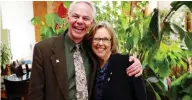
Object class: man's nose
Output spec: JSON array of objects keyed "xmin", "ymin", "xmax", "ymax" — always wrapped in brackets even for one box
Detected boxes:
[{"xmin": 77, "ymin": 17, "xmax": 83, "ymax": 24}]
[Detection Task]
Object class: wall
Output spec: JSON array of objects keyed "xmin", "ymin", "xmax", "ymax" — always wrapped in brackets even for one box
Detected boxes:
[
  {"xmin": 0, "ymin": 1, "xmax": 35, "ymax": 60},
  {"xmin": 33, "ymin": 1, "xmax": 47, "ymax": 42},
  {"xmin": 0, "ymin": 7, "xmax": 1, "ymax": 43},
  {"xmin": 1, "ymin": 29, "xmax": 10, "ymax": 46},
  {"xmin": 0, "ymin": 7, "xmax": 2, "ymax": 67}
]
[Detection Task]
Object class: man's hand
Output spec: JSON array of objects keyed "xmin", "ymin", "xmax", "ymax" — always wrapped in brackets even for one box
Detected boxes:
[{"xmin": 126, "ymin": 56, "xmax": 143, "ymax": 77}]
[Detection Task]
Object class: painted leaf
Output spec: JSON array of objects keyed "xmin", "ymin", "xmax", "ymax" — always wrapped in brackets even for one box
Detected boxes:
[
  {"xmin": 63, "ymin": 1, "xmax": 72, "ymax": 9},
  {"xmin": 31, "ymin": 16, "xmax": 41, "ymax": 25},
  {"xmin": 40, "ymin": 26, "xmax": 54, "ymax": 40},
  {"xmin": 45, "ymin": 13, "xmax": 63, "ymax": 30},
  {"xmin": 45, "ymin": 13, "xmax": 57, "ymax": 27}
]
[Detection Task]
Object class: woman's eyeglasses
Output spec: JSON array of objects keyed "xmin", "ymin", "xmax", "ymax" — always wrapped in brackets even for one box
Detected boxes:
[{"xmin": 93, "ymin": 37, "xmax": 111, "ymax": 43}]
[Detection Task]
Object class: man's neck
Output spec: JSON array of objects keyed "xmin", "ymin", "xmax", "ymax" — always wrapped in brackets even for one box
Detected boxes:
[{"xmin": 67, "ymin": 32, "xmax": 83, "ymax": 44}]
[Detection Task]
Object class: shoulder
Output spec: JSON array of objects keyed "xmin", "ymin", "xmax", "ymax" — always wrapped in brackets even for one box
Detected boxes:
[
  {"xmin": 35, "ymin": 34, "xmax": 63, "ymax": 50},
  {"xmin": 35, "ymin": 36, "xmax": 56, "ymax": 47},
  {"xmin": 109, "ymin": 53, "xmax": 129, "ymax": 62},
  {"xmin": 107, "ymin": 53, "xmax": 130, "ymax": 70}
]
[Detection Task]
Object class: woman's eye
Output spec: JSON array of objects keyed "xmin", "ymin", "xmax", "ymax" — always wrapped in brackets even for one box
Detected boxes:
[{"xmin": 103, "ymin": 38, "xmax": 109, "ymax": 41}]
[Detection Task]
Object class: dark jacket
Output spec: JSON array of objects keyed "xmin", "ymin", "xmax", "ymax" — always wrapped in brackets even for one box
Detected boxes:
[
  {"xmin": 95, "ymin": 53, "xmax": 147, "ymax": 100},
  {"xmin": 28, "ymin": 33, "xmax": 97, "ymax": 100}
]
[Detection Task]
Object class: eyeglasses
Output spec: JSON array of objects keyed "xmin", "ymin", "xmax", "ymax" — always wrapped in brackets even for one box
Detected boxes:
[{"xmin": 93, "ymin": 37, "xmax": 111, "ymax": 43}]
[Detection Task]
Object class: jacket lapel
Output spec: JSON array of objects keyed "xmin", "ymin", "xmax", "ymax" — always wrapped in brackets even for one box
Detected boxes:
[{"xmin": 51, "ymin": 34, "xmax": 69, "ymax": 100}]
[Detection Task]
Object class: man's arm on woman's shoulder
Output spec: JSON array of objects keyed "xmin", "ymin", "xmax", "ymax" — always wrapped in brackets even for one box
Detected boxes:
[{"xmin": 126, "ymin": 56, "xmax": 143, "ymax": 77}]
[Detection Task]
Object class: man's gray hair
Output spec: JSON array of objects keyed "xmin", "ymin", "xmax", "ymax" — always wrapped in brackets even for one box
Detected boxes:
[{"xmin": 68, "ymin": 1, "xmax": 96, "ymax": 20}]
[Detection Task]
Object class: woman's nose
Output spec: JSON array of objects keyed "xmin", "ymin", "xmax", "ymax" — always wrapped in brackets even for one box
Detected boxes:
[{"xmin": 98, "ymin": 40, "xmax": 104, "ymax": 45}]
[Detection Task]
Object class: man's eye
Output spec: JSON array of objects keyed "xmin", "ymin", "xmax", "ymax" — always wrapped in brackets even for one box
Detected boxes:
[
  {"xmin": 83, "ymin": 17, "xmax": 90, "ymax": 21},
  {"xmin": 72, "ymin": 15, "xmax": 78, "ymax": 19}
]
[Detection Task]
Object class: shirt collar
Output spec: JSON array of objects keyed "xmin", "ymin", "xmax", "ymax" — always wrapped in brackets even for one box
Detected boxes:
[{"xmin": 64, "ymin": 34, "xmax": 85, "ymax": 52}]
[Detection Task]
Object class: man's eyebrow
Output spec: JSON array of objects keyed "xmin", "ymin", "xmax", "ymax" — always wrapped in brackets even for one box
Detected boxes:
[
  {"xmin": 71, "ymin": 13, "xmax": 78, "ymax": 16},
  {"xmin": 71, "ymin": 13, "xmax": 90, "ymax": 17},
  {"xmin": 83, "ymin": 16, "xmax": 90, "ymax": 18}
]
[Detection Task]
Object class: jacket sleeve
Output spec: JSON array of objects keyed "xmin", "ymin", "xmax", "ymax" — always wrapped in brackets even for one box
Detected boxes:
[
  {"xmin": 133, "ymin": 76, "xmax": 147, "ymax": 100},
  {"xmin": 28, "ymin": 44, "xmax": 44, "ymax": 100}
]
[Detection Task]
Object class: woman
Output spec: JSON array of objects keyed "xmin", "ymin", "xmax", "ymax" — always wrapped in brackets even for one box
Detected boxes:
[{"xmin": 87, "ymin": 21, "xmax": 147, "ymax": 100}]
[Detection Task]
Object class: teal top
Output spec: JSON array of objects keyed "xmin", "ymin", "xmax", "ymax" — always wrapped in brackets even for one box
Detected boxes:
[{"xmin": 64, "ymin": 34, "xmax": 92, "ymax": 100}]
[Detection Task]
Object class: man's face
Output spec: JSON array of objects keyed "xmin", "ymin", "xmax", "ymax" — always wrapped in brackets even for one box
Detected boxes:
[{"xmin": 67, "ymin": 2, "xmax": 93, "ymax": 43}]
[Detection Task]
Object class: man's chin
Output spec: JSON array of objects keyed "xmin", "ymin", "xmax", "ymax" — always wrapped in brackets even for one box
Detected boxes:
[
  {"xmin": 74, "ymin": 33, "xmax": 86, "ymax": 38},
  {"xmin": 72, "ymin": 35, "xmax": 85, "ymax": 42}
]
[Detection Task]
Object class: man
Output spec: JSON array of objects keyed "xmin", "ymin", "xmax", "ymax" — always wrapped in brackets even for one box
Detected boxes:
[{"xmin": 28, "ymin": 1, "xmax": 143, "ymax": 100}]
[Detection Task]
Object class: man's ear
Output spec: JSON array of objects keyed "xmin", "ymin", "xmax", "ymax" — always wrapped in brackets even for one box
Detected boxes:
[
  {"xmin": 90, "ymin": 20, "xmax": 95, "ymax": 28},
  {"xmin": 89, "ymin": 20, "xmax": 95, "ymax": 30},
  {"xmin": 66, "ymin": 15, "xmax": 69, "ymax": 23},
  {"xmin": 91, "ymin": 19, "xmax": 95, "ymax": 24}
]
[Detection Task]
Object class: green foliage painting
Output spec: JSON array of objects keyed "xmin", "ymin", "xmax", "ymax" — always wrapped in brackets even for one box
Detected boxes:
[{"xmin": 31, "ymin": 1, "xmax": 71, "ymax": 40}]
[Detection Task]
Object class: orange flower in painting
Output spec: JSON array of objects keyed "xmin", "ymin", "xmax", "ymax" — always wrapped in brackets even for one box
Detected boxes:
[
  {"xmin": 53, "ymin": 1, "xmax": 62, "ymax": 13},
  {"xmin": 53, "ymin": 1, "xmax": 68, "ymax": 18},
  {"xmin": 57, "ymin": 3, "xmax": 68, "ymax": 18}
]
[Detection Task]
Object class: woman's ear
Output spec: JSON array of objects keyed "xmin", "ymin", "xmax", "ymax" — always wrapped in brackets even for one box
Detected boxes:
[{"xmin": 111, "ymin": 44, "xmax": 113, "ymax": 51}]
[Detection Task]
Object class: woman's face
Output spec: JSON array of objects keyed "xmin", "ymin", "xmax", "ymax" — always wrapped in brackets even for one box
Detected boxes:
[{"xmin": 92, "ymin": 27, "xmax": 112, "ymax": 60}]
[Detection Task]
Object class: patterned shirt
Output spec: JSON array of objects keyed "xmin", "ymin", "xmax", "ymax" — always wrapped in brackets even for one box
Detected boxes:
[{"xmin": 95, "ymin": 62, "xmax": 109, "ymax": 100}]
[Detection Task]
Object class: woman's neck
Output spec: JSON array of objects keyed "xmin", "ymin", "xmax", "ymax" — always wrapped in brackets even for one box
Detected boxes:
[{"xmin": 99, "ymin": 52, "xmax": 112, "ymax": 68}]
